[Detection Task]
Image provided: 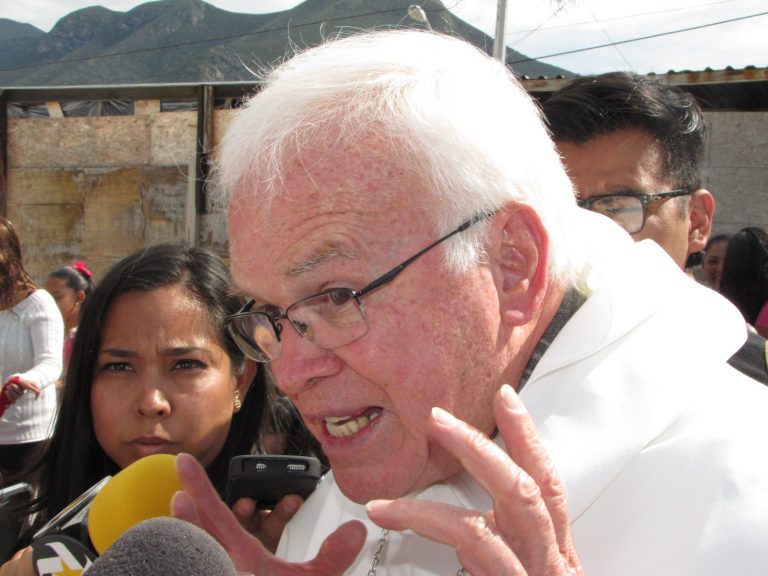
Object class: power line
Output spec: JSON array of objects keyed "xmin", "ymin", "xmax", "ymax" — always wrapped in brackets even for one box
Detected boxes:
[
  {"xmin": 509, "ymin": 9, "xmax": 768, "ymax": 64},
  {"xmin": 1, "ymin": 4, "xmax": 765, "ymax": 75},
  {"xmin": 581, "ymin": 0, "xmax": 634, "ymax": 72},
  {"xmin": 505, "ymin": 0, "xmax": 752, "ymax": 35}
]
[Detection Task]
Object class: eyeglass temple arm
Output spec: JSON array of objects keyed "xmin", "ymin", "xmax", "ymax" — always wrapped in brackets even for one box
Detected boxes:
[
  {"xmin": 649, "ymin": 189, "xmax": 690, "ymax": 202},
  {"xmin": 356, "ymin": 210, "xmax": 495, "ymax": 298}
]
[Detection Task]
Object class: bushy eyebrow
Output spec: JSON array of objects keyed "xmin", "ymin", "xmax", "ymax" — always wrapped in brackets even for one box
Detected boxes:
[{"xmin": 286, "ymin": 243, "xmax": 361, "ymax": 276}]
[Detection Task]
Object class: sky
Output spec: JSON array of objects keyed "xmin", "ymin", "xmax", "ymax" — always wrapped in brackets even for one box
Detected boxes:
[{"xmin": 1, "ymin": 0, "xmax": 766, "ymax": 75}]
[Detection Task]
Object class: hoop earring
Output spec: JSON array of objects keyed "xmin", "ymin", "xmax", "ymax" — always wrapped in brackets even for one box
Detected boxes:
[{"xmin": 233, "ymin": 389, "xmax": 243, "ymax": 413}]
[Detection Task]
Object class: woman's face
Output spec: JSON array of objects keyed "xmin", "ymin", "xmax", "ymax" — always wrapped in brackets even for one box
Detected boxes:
[
  {"xmin": 91, "ymin": 284, "xmax": 248, "ymax": 469},
  {"xmin": 703, "ymin": 239, "xmax": 729, "ymax": 292},
  {"xmin": 44, "ymin": 276, "xmax": 82, "ymax": 328}
]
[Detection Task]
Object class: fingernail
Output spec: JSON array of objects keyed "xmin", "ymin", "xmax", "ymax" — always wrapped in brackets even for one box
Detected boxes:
[
  {"xmin": 499, "ymin": 384, "xmax": 523, "ymax": 411},
  {"xmin": 431, "ymin": 406, "xmax": 455, "ymax": 426},
  {"xmin": 365, "ymin": 499, "xmax": 391, "ymax": 514}
]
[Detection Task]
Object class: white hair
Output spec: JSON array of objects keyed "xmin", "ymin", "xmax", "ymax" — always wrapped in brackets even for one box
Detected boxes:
[{"xmin": 215, "ymin": 30, "xmax": 584, "ymax": 283}]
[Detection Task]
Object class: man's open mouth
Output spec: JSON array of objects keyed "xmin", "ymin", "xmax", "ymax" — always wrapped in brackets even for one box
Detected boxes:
[{"xmin": 324, "ymin": 407, "xmax": 383, "ymax": 438}]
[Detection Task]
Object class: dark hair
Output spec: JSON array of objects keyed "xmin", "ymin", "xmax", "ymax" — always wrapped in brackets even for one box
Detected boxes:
[
  {"xmin": 41, "ymin": 243, "xmax": 268, "ymax": 518},
  {"xmin": 267, "ymin": 395, "xmax": 328, "ymax": 474},
  {"xmin": 47, "ymin": 263, "xmax": 96, "ymax": 300},
  {"xmin": 720, "ymin": 227, "xmax": 768, "ymax": 325},
  {"xmin": 541, "ymin": 72, "xmax": 705, "ymax": 193},
  {"xmin": 0, "ymin": 217, "xmax": 36, "ymax": 308},
  {"xmin": 684, "ymin": 252, "xmax": 703, "ymax": 269},
  {"xmin": 705, "ymin": 233, "xmax": 731, "ymax": 253}
]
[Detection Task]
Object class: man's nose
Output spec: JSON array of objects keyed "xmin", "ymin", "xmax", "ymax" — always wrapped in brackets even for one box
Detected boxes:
[{"xmin": 270, "ymin": 323, "xmax": 342, "ymax": 398}]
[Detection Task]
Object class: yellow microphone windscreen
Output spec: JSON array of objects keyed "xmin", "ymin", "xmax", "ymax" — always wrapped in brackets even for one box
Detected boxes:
[{"xmin": 87, "ymin": 453, "xmax": 182, "ymax": 554}]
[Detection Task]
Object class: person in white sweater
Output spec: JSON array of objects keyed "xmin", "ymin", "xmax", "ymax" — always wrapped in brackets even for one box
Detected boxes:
[{"xmin": 0, "ymin": 217, "xmax": 63, "ymax": 487}]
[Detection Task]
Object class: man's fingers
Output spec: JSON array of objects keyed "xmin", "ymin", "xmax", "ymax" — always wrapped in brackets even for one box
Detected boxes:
[
  {"xmin": 175, "ymin": 453, "xmax": 245, "ymax": 543},
  {"xmin": 367, "ymin": 499, "xmax": 523, "ymax": 576},
  {"xmin": 494, "ymin": 385, "xmax": 578, "ymax": 567},
  {"xmin": 170, "ymin": 490, "xmax": 202, "ymax": 526},
  {"xmin": 428, "ymin": 404, "xmax": 529, "ymax": 508},
  {"xmin": 427, "ymin": 394, "xmax": 577, "ymax": 574},
  {"xmin": 302, "ymin": 520, "xmax": 367, "ymax": 576},
  {"xmin": 172, "ymin": 454, "xmax": 225, "ymax": 536},
  {"xmin": 174, "ymin": 453, "xmax": 270, "ymax": 573}
]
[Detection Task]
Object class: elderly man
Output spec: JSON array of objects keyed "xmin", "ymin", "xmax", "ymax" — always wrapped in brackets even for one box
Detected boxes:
[
  {"xmin": 541, "ymin": 72, "xmax": 768, "ymax": 385},
  {"xmin": 171, "ymin": 31, "xmax": 768, "ymax": 576}
]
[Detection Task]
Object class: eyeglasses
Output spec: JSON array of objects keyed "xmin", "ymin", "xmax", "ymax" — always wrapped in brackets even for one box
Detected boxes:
[
  {"xmin": 225, "ymin": 211, "xmax": 495, "ymax": 363},
  {"xmin": 578, "ymin": 189, "xmax": 692, "ymax": 234}
]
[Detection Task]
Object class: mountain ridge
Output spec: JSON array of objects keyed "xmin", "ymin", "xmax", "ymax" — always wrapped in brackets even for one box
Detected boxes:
[{"xmin": 0, "ymin": 0, "xmax": 572, "ymax": 87}]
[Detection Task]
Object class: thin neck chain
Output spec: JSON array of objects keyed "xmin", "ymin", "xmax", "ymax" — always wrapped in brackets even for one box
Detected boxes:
[
  {"xmin": 367, "ymin": 528, "xmax": 468, "ymax": 576},
  {"xmin": 367, "ymin": 529, "xmax": 389, "ymax": 576}
]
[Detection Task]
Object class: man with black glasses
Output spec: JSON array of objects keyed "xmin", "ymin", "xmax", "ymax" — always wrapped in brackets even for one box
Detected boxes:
[
  {"xmin": 169, "ymin": 31, "xmax": 768, "ymax": 576},
  {"xmin": 542, "ymin": 71, "xmax": 768, "ymax": 385}
]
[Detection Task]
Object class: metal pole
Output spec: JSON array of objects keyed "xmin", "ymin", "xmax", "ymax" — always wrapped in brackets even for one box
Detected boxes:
[{"xmin": 492, "ymin": 0, "xmax": 508, "ymax": 63}]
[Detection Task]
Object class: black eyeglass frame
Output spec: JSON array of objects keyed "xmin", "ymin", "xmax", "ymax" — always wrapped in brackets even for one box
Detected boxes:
[
  {"xmin": 577, "ymin": 188, "xmax": 693, "ymax": 234},
  {"xmin": 225, "ymin": 210, "xmax": 496, "ymax": 362}
]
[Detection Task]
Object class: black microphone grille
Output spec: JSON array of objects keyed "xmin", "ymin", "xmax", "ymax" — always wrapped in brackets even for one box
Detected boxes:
[{"xmin": 85, "ymin": 517, "xmax": 237, "ymax": 576}]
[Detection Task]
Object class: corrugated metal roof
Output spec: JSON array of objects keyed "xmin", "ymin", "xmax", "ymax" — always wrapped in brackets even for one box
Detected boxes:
[
  {"xmin": 523, "ymin": 66, "xmax": 768, "ymax": 111},
  {"xmin": 1, "ymin": 66, "xmax": 766, "ymax": 113}
]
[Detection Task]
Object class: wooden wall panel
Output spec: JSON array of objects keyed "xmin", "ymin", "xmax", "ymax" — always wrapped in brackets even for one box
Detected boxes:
[{"xmin": 8, "ymin": 116, "xmax": 151, "ymax": 169}]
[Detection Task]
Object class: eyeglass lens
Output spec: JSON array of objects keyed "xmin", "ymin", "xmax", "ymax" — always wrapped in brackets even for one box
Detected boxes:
[
  {"xmin": 227, "ymin": 288, "xmax": 370, "ymax": 362},
  {"xmin": 584, "ymin": 196, "xmax": 645, "ymax": 234}
]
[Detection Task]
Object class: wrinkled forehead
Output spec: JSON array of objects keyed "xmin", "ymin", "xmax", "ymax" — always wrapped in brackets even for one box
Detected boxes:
[{"xmin": 227, "ymin": 133, "xmax": 433, "ymax": 293}]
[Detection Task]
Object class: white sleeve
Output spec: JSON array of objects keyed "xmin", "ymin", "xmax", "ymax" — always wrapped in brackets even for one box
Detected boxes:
[{"xmin": 17, "ymin": 291, "xmax": 64, "ymax": 389}]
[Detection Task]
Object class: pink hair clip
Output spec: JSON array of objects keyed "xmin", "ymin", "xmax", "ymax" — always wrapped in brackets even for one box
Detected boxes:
[{"xmin": 72, "ymin": 260, "xmax": 93, "ymax": 278}]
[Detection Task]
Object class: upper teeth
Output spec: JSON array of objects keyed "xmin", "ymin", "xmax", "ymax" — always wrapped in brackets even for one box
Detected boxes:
[{"xmin": 325, "ymin": 410, "xmax": 381, "ymax": 438}]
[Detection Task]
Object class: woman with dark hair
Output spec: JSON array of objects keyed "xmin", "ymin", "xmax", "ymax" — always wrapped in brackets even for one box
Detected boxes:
[
  {"xmin": 720, "ymin": 227, "xmax": 768, "ymax": 338},
  {"xmin": 46, "ymin": 243, "xmax": 266, "ymax": 510},
  {"xmin": 43, "ymin": 261, "xmax": 96, "ymax": 375},
  {"xmin": 702, "ymin": 233, "xmax": 731, "ymax": 292},
  {"xmin": 0, "ymin": 217, "xmax": 63, "ymax": 489},
  {"xmin": 1, "ymin": 242, "xmax": 307, "ymax": 569}
]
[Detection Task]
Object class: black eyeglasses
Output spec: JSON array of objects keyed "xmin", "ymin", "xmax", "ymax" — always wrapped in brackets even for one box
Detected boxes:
[
  {"xmin": 225, "ymin": 211, "xmax": 495, "ymax": 363},
  {"xmin": 578, "ymin": 189, "xmax": 692, "ymax": 234}
]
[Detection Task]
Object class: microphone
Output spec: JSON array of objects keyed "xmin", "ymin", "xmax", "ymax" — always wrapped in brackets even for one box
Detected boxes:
[
  {"xmin": 84, "ymin": 517, "xmax": 237, "ymax": 576},
  {"xmin": 31, "ymin": 454, "xmax": 182, "ymax": 575},
  {"xmin": 87, "ymin": 453, "xmax": 182, "ymax": 554}
]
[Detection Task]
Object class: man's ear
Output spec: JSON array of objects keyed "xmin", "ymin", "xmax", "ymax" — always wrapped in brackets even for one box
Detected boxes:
[
  {"xmin": 492, "ymin": 204, "xmax": 549, "ymax": 327},
  {"xmin": 234, "ymin": 358, "xmax": 258, "ymax": 403},
  {"xmin": 688, "ymin": 189, "xmax": 715, "ymax": 254}
]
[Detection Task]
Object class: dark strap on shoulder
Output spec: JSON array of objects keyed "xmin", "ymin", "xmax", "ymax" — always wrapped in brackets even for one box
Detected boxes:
[{"xmin": 728, "ymin": 330, "xmax": 768, "ymax": 385}]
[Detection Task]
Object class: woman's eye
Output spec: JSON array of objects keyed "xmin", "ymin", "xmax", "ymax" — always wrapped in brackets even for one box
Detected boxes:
[
  {"xmin": 102, "ymin": 362, "xmax": 132, "ymax": 373},
  {"xmin": 173, "ymin": 359, "xmax": 205, "ymax": 370}
]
